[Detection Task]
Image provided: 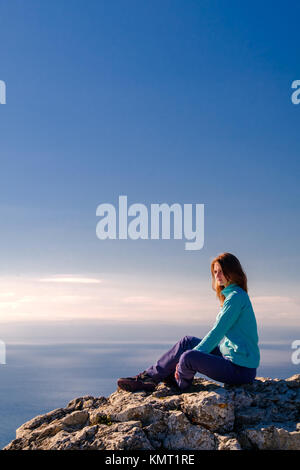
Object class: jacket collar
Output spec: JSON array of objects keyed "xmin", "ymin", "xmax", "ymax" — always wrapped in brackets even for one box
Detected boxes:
[{"xmin": 221, "ymin": 283, "xmax": 238, "ymax": 298}]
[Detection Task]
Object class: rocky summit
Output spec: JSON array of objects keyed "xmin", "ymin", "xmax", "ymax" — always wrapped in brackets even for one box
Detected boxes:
[{"xmin": 3, "ymin": 374, "xmax": 300, "ymax": 451}]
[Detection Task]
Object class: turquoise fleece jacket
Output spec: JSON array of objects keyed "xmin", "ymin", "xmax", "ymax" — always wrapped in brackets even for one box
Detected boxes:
[{"xmin": 193, "ymin": 283, "xmax": 260, "ymax": 368}]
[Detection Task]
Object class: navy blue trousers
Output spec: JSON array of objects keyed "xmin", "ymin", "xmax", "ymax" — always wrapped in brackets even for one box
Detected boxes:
[{"xmin": 145, "ymin": 335, "xmax": 256, "ymax": 390}]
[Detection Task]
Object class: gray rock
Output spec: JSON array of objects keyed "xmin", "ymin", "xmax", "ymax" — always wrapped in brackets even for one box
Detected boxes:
[
  {"xmin": 3, "ymin": 374, "xmax": 300, "ymax": 450},
  {"xmin": 181, "ymin": 389, "xmax": 235, "ymax": 433},
  {"xmin": 163, "ymin": 410, "xmax": 216, "ymax": 450},
  {"xmin": 238, "ymin": 422, "xmax": 300, "ymax": 450}
]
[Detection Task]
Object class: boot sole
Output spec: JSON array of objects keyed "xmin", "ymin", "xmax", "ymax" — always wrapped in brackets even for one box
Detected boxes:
[{"xmin": 117, "ymin": 379, "xmax": 156, "ymax": 392}]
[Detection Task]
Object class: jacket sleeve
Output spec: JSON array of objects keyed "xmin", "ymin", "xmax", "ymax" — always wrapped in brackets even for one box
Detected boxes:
[{"xmin": 193, "ymin": 292, "xmax": 242, "ymax": 353}]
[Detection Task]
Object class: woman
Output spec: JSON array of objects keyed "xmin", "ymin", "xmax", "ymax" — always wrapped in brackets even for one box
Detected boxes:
[{"xmin": 117, "ymin": 252, "xmax": 260, "ymax": 392}]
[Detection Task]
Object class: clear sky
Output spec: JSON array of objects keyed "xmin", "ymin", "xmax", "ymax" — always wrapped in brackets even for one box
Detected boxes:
[{"xmin": 0, "ymin": 1, "xmax": 299, "ymax": 338}]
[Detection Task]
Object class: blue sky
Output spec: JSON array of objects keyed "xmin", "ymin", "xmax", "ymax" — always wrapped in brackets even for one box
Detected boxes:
[{"xmin": 0, "ymin": 1, "xmax": 299, "ymax": 335}]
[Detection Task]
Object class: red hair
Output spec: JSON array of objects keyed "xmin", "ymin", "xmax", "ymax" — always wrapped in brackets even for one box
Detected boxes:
[{"xmin": 211, "ymin": 252, "xmax": 248, "ymax": 306}]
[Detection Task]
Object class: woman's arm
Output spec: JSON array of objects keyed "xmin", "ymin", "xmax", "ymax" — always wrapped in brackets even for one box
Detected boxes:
[{"xmin": 193, "ymin": 292, "xmax": 243, "ymax": 354}]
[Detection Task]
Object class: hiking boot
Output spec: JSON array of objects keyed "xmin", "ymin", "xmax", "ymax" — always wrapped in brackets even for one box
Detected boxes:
[
  {"xmin": 162, "ymin": 373, "xmax": 179, "ymax": 389},
  {"xmin": 117, "ymin": 370, "xmax": 158, "ymax": 392}
]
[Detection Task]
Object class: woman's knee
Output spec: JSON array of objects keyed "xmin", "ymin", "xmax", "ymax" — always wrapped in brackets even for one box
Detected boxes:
[
  {"xmin": 180, "ymin": 335, "xmax": 202, "ymax": 347},
  {"xmin": 179, "ymin": 349, "xmax": 200, "ymax": 368}
]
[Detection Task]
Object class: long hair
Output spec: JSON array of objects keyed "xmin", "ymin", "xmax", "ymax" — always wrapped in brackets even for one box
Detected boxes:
[{"xmin": 211, "ymin": 252, "xmax": 248, "ymax": 306}]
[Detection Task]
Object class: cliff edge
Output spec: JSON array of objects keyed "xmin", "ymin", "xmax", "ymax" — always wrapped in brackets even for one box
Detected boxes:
[{"xmin": 4, "ymin": 374, "xmax": 300, "ymax": 450}]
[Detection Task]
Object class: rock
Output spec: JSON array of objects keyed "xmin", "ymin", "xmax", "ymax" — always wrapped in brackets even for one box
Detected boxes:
[
  {"xmin": 215, "ymin": 433, "xmax": 242, "ymax": 450},
  {"xmin": 60, "ymin": 410, "xmax": 89, "ymax": 427},
  {"xmin": 238, "ymin": 422, "xmax": 300, "ymax": 450},
  {"xmin": 15, "ymin": 407, "xmax": 67, "ymax": 439},
  {"xmin": 91, "ymin": 421, "xmax": 153, "ymax": 450},
  {"xmin": 163, "ymin": 410, "xmax": 216, "ymax": 450},
  {"xmin": 181, "ymin": 389, "xmax": 235, "ymax": 433},
  {"xmin": 3, "ymin": 374, "xmax": 300, "ymax": 450}
]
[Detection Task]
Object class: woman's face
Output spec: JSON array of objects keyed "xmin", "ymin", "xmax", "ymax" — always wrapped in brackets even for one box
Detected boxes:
[{"xmin": 213, "ymin": 262, "xmax": 230, "ymax": 288}]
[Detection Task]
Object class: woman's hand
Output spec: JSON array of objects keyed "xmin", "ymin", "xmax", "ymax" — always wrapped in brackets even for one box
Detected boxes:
[{"xmin": 175, "ymin": 363, "xmax": 179, "ymax": 381}]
